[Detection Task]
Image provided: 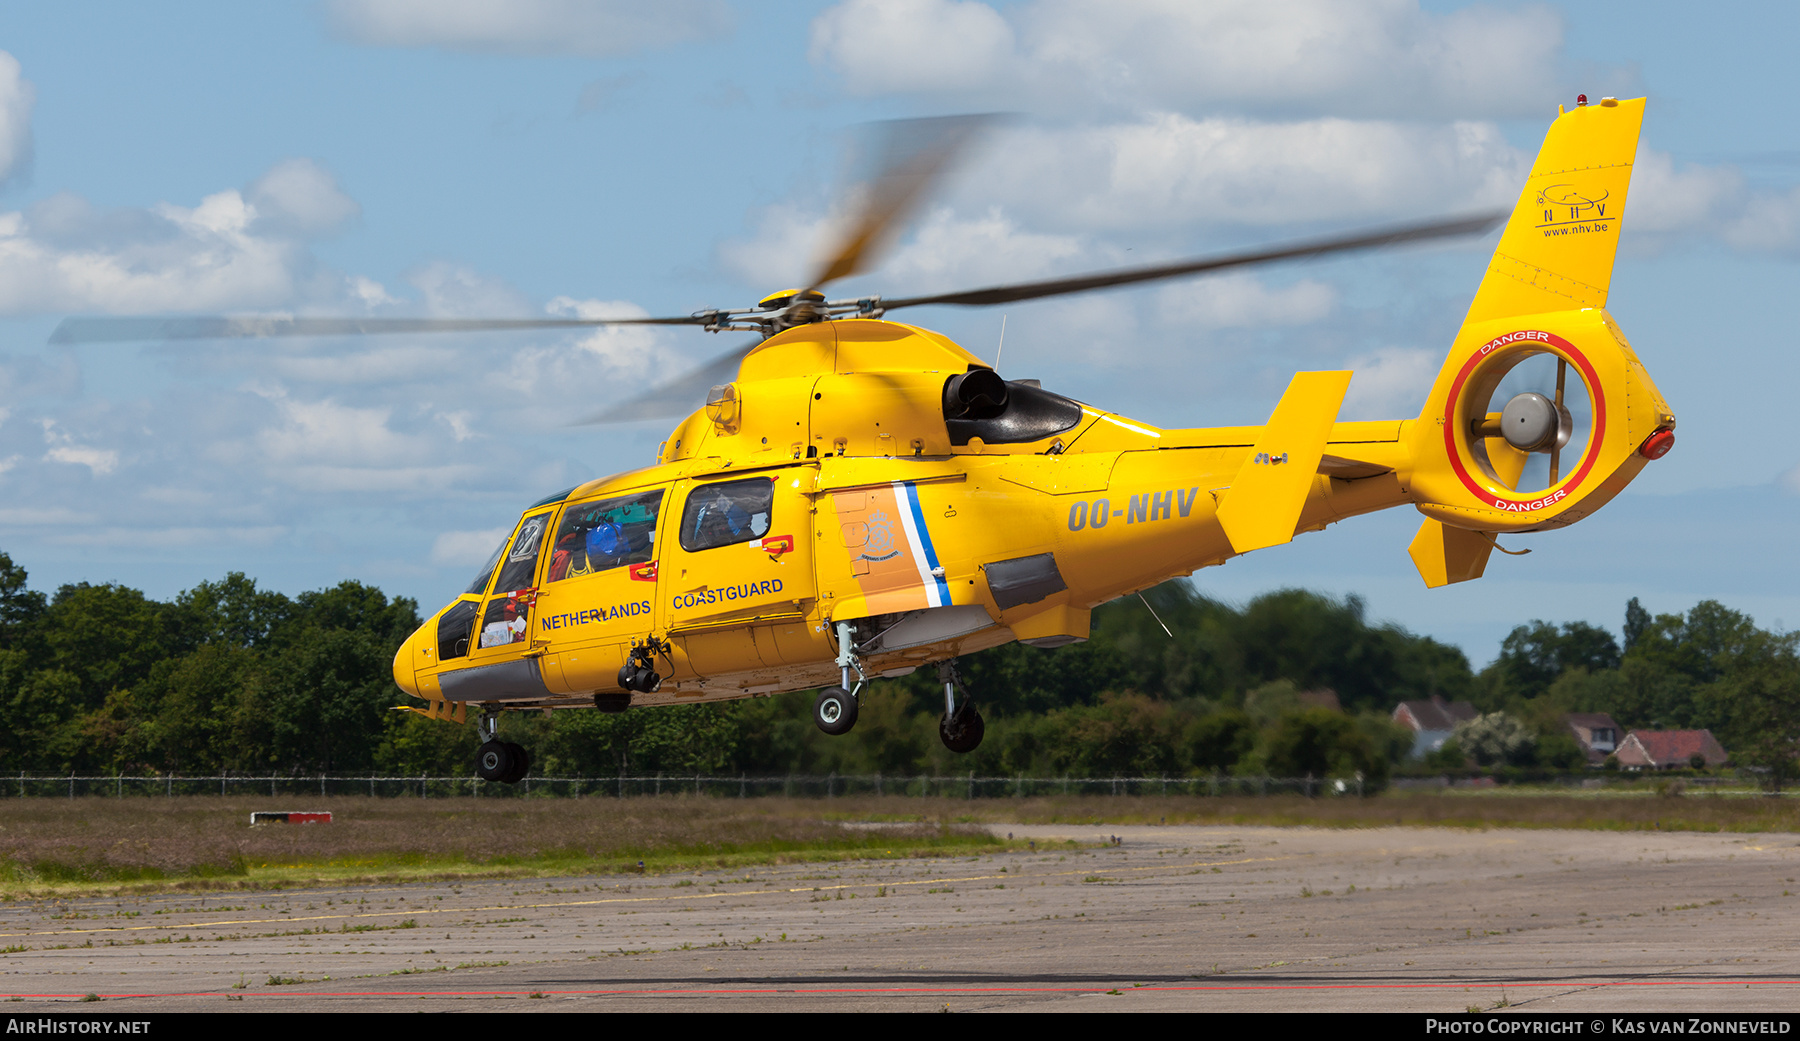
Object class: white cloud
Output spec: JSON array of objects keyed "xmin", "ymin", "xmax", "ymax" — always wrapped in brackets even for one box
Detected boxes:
[
  {"xmin": 40, "ymin": 420, "xmax": 118, "ymax": 476},
  {"xmin": 1607, "ymin": 148, "xmax": 1800, "ymax": 257},
  {"xmin": 876, "ymin": 207, "xmax": 1088, "ymax": 294},
  {"xmin": 1725, "ymin": 184, "xmax": 1800, "ymax": 256},
  {"xmin": 254, "ymin": 396, "xmax": 425, "ymax": 469},
  {"xmin": 0, "ymin": 158, "xmax": 375, "ymax": 315},
  {"xmin": 811, "ymin": 0, "xmax": 1014, "ymax": 96},
  {"xmin": 432, "ymin": 527, "xmax": 510, "ymax": 567},
  {"xmin": 1154, "ymin": 274, "xmax": 1337, "ymax": 331},
  {"xmin": 324, "ymin": 0, "xmax": 731, "ymax": 56},
  {"xmin": 1341, "ymin": 346, "xmax": 1439, "ymax": 420},
  {"xmin": 247, "ymin": 158, "xmax": 360, "ymax": 237},
  {"xmin": 0, "ymin": 52, "xmax": 32, "ymax": 189},
  {"xmin": 407, "ymin": 261, "xmax": 533, "ymax": 318},
  {"xmin": 976, "ymin": 115, "xmax": 1527, "ymax": 232},
  {"xmin": 543, "ymin": 297, "xmax": 677, "ymax": 382},
  {"xmin": 716, "ymin": 201, "xmax": 835, "ymax": 289},
  {"xmin": 246, "ymin": 394, "xmax": 485, "ymax": 494},
  {"xmin": 812, "ymin": 0, "xmax": 1577, "ymax": 118}
]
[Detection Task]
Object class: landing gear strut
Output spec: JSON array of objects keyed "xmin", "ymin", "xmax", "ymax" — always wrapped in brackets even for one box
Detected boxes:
[
  {"xmin": 474, "ymin": 709, "xmax": 531, "ymax": 784},
  {"xmin": 813, "ymin": 619, "xmax": 866, "ymax": 736},
  {"xmin": 937, "ymin": 659, "xmax": 984, "ymax": 753}
]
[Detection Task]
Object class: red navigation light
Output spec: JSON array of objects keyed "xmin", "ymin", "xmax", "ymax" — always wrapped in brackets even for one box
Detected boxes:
[{"xmin": 1639, "ymin": 428, "xmax": 1674, "ymax": 460}]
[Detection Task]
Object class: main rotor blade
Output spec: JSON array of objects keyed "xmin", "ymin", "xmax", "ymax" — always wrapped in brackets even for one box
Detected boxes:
[
  {"xmin": 48, "ymin": 314, "xmax": 708, "ymax": 345},
  {"xmin": 574, "ymin": 339, "xmax": 759, "ymax": 426},
  {"xmin": 806, "ymin": 114, "xmax": 998, "ymax": 293},
  {"xmin": 880, "ymin": 211, "xmax": 1506, "ymax": 312}
]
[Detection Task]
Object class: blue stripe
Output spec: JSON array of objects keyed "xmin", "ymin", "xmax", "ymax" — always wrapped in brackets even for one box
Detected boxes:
[{"xmin": 902, "ymin": 482, "xmax": 952, "ymax": 605}]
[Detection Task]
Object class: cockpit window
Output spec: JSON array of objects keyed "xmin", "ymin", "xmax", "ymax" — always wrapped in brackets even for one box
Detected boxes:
[
  {"xmin": 547, "ymin": 490, "xmax": 663, "ymax": 582},
  {"xmin": 680, "ymin": 477, "xmax": 773, "ymax": 552},
  {"xmin": 463, "ymin": 538, "xmax": 507, "ymax": 596},
  {"xmin": 490, "ymin": 512, "xmax": 551, "ymax": 596}
]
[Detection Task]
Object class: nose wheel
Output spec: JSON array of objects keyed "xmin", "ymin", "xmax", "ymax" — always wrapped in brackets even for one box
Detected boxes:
[
  {"xmin": 476, "ymin": 740, "xmax": 530, "ymax": 784},
  {"xmin": 936, "ymin": 659, "xmax": 984, "ymax": 753},
  {"xmin": 474, "ymin": 710, "xmax": 531, "ymax": 784}
]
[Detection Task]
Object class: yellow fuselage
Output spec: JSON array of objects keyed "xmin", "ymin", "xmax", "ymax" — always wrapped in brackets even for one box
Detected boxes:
[{"xmin": 394, "ymin": 318, "xmax": 1429, "ymax": 712}]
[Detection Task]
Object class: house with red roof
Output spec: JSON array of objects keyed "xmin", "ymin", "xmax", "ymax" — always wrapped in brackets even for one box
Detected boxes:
[{"xmin": 1614, "ymin": 729, "xmax": 1729, "ymax": 770}]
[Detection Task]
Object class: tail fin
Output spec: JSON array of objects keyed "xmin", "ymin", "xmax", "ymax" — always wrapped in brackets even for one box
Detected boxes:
[
  {"xmin": 1464, "ymin": 97, "xmax": 1645, "ymax": 324},
  {"xmin": 1405, "ymin": 98, "xmax": 1675, "ymax": 588}
]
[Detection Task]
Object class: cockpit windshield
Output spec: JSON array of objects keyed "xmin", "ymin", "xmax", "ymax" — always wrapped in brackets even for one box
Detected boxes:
[{"xmin": 464, "ymin": 538, "xmax": 507, "ymax": 596}]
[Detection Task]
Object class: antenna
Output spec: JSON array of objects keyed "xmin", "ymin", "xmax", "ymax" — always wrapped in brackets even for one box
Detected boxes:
[{"xmin": 994, "ymin": 314, "xmax": 1007, "ymax": 370}]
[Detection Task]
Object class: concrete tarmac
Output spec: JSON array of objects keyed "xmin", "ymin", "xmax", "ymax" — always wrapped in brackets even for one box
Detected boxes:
[{"xmin": 2, "ymin": 823, "xmax": 1799, "ymax": 1013}]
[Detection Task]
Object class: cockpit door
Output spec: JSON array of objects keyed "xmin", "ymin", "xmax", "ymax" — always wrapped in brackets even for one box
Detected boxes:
[
  {"xmin": 437, "ymin": 508, "xmax": 555, "ymax": 703},
  {"xmin": 528, "ymin": 486, "xmax": 667, "ymax": 694}
]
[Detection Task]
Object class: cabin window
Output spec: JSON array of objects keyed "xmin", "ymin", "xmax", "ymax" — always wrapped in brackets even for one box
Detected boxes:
[
  {"xmin": 680, "ymin": 477, "xmax": 773, "ymax": 552},
  {"xmin": 436, "ymin": 598, "xmax": 479, "ymax": 661},
  {"xmin": 547, "ymin": 490, "xmax": 664, "ymax": 582}
]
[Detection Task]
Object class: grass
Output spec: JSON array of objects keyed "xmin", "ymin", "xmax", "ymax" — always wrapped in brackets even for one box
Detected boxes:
[
  {"xmin": 3, "ymin": 788, "xmax": 1797, "ymax": 897},
  {"xmin": 0, "ymin": 796, "xmax": 1007, "ymax": 896}
]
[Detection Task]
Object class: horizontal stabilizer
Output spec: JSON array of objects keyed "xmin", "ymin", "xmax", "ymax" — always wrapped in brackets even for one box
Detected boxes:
[
  {"xmin": 1217, "ymin": 370, "xmax": 1352, "ymax": 554},
  {"xmin": 1408, "ymin": 519, "xmax": 1495, "ymax": 588}
]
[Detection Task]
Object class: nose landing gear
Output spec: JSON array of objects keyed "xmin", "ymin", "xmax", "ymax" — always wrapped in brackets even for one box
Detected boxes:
[
  {"xmin": 474, "ymin": 709, "xmax": 531, "ymax": 784},
  {"xmin": 937, "ymin": 659, "xmax": 984, "ymax": 753}
]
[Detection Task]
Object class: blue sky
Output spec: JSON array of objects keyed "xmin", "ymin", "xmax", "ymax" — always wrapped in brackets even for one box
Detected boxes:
[{"xmin": 0, "ymin": 1, "xmax": 1793, "ymax": 666}]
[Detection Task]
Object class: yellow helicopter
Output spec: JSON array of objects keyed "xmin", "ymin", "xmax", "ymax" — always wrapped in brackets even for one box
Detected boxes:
[{"xmin": 54, "ymin": 100, "xmax": 1673, "ymax": 784}]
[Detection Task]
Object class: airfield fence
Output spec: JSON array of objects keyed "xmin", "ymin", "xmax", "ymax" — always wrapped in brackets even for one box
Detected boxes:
[{"xmin": 6, "ymin": 772, "xmax": 1388, "ymax": 800}]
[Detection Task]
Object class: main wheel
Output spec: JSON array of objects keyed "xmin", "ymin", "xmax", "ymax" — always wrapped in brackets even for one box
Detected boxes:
[
  {"xmin": 939, "ymin": 706, "xmax": 985, "ymax": 753},
  {"xmin": 501, "ymin": 742, "xmax": 531, "ymax": 784},
  {"xmin": 476, "ymin": 740, "xmax": 514, "ymax": 782},
  {"xmin": 813, "ymin": 686, "xmax": 859, "ymax": 735}
]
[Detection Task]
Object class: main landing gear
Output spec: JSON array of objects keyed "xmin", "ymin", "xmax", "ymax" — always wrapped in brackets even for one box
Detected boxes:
[
  {"xmin": 812, "ymin": 619, "xmax": 867, "ymax": 736},
  {"xmin": 937, "ymin": 659, "xmax": 984, "ymax": 754},
  {"xmin": 474, "ymin": 709, "xmax": 531, "ymax": 784}
]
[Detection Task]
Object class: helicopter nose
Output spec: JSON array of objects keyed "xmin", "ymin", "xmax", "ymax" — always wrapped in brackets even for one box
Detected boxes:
[{"xmin": 392, "ymin": 621, "xmax": 433, "ymax": 699}]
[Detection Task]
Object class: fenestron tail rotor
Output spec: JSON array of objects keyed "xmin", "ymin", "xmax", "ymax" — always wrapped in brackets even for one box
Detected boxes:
[{"xmin": 1476, "ymin": 353, "xmax": 1585, "ymax": 494}]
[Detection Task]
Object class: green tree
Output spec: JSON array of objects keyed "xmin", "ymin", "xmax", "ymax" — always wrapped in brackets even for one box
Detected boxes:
[
  {"xmin": 1712, "ymin": 654, "xmax": 1800, "ymax": 791},
  {"xmin": 1262, "ymin": 707, "xmax": 1386, "ymax": 785},
  {"xmin": 0, "ymin": 551, "xmax": 46, "ymax": 651}
]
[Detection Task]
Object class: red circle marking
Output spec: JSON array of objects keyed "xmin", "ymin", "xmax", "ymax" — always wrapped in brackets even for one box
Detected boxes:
[{"xmin": 1441, "ymin": 330, "xmax": 1607, "ymax": 512}]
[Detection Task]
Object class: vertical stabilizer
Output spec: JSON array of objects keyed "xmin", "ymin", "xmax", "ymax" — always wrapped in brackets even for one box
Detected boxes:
[{"xmin": 1463, "ymin": 97, "xmax": 1645, "ymax": 325}]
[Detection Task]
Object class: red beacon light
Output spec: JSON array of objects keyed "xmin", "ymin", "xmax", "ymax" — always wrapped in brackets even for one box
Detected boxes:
[
  {"xmin": 1639, "ymin": 428, "xmax": 1675, "ymax": 460},
  {"xmin": 1577, "ymin": 94, "xmax": 1588, "ymax": 107}
]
